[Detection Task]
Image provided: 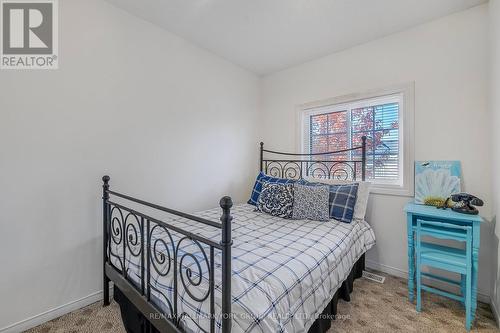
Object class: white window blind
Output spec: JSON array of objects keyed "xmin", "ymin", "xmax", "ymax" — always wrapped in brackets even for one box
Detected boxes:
[{"xmin": 303, "ymin": 94, "xmax": 403, "ymax": 185}]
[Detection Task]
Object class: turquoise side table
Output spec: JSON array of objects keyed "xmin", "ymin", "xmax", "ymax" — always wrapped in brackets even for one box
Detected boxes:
[{"xmin": 404, "ymin": 202, "xmax": 483, "ymax": 318}]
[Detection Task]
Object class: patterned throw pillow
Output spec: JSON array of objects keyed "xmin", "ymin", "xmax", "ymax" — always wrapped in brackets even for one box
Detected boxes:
[
  {"xmin": 303, "ymin": 181, "xmax": 359, "ymax": 223},
  {"xmin": 256, "ymin": 182, "xmax": 294, "ymax": 218},
  {"xmin": 327, "ymin": 183, "xmax": 359, "ymax": 223},
  {"xmin": 292, "ymin": 183, "xmax": 330, "ymax": 221},
  {"xmin": 248, "ymin": 172, "xmax": 298, "ymax": 206}
]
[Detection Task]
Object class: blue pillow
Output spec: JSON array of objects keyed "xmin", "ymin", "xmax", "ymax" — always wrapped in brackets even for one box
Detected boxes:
[
  {"xmin": 248, "ymin": 172, "xmax": 298, "ymax": 206},
  {"xmin": 327, "ymin": 183, "xmax": 359, "ymax": 223},
  {"xmin": 304, "ymin": 181, "xmax": 359, "ymax": 223}
]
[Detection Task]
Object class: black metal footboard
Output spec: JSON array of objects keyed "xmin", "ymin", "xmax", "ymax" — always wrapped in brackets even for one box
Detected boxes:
[{"xmin": 102, "ymin": 176, "xmax": 233, "ymax": 333}]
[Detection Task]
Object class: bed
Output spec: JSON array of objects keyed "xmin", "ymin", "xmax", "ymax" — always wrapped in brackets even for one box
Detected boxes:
[{"xmin": 102, "ymin": 137, "xmax": 375, "ymax": 333}]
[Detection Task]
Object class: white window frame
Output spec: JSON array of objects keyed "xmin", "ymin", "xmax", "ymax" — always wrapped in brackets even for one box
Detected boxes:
[{"xmin": 296, "ymin": 83, "xmax": 415, "ymax": 196}]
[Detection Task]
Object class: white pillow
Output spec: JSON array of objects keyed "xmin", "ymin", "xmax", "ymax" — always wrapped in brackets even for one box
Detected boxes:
[{"xmin": 304, "ymin": 177, "xmax": 371, "ymax": 221}]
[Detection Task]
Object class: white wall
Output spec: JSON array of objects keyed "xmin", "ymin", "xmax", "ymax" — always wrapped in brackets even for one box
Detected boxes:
[
  {"xmin": 0, "ymin": 0, "xmax": 259, "ymax": 331},
  {"xmin": 261, "ymin": 5, "xmax": 493, "ymax": 298},
  {"xmin": 489, "ymin": 0, "xmax": 500, "ymax": 323}
]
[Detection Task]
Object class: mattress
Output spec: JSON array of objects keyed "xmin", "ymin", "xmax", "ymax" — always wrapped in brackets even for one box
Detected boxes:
[{"xmin": 109, "ymin": 203, "xmax": 375, "ymax": 333}]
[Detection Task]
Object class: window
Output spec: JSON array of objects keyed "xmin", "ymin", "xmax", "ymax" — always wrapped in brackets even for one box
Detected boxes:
[{"xmin": 298, "ymin": 84, "xmax": 414, "ymax": 195}]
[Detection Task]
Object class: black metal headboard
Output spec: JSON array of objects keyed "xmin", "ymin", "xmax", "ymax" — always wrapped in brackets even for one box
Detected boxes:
[{"xmin": 260, "ymin": 136, "xmax": 367, "ymax": 181}]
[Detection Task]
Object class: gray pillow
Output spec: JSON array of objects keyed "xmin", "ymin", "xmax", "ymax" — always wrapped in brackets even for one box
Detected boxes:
[{"xmin": 292, "ymin": 183, "xmax": 330, "ymax": 221}]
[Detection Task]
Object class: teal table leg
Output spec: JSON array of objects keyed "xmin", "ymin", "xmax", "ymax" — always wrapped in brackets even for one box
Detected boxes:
[
  {"xmin": 472, "ymin": 248, "xmax": 478, "ymax": 321},
  {"xmin": 460, "ymin": 274, "xmax": 466, "ymax": 305},
  {"xmin": 416, "ymin": 220, "xmax": 422, "ymax": 312},
  {"xmin": 407, "ymin": 213, "xmax": 414, "ymax": 302},
  {"xmin": 472, "ymin": 221, "xmax": 480, "ymax": 322},
  {"xmin": 466, "ymin": 238, "xmax": 472, "ymax": 332}
]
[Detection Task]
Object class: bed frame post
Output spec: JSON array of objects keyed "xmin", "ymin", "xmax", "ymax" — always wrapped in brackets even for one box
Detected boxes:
[
  {"xmin": 220, "ymin": 196, "xmax": 233, "ymax": 333},
  {"xmin": 361, "ymin": 136, "xmax": 367, "ymax": 181},
  {"xmin": 102, "ymin": 175, "xmax": 111, "ymax": 306},
  {"xmin": 260, "ymin": 142, "xmax": 264, "ymax": 172}
]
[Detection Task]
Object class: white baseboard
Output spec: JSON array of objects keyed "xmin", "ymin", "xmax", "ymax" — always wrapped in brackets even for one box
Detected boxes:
[
  {"xmin": 365, "ymin": 259, "xmax": 491, "ymax": 304},
  {"xmin": 0, "ymin": 286, "xmax": 113, "ymax": 333},
  {"xmin": 366, "ymin": 259, "xmax": 408, "ymax": 279}
]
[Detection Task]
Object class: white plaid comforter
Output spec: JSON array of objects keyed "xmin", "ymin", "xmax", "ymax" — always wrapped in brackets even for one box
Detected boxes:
[{"xmin": 109, "ymin": 203, "xmax": 375, "ymax": 333}]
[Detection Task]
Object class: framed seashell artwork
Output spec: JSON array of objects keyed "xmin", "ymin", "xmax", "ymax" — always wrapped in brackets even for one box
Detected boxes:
[{"xmin": 415, "ymin": 161, "xmax": 462, "ymax": 207}]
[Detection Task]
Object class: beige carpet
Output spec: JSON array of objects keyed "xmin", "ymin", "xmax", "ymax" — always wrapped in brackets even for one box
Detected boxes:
[{"xmin": 26, "ymin": 272, "xmax": 499, "ymax": 333}]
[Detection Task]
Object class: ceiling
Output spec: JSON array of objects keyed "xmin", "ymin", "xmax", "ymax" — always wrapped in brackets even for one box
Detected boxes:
[{"xmin": 106, "ymin": 0, "xmax": 487, "ymax": 75}]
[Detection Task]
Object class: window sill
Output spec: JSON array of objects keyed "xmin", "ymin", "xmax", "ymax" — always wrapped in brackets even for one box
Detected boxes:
[{"xmin": 369, "ymin": 184, "xmax": 414, "ymax": 197}]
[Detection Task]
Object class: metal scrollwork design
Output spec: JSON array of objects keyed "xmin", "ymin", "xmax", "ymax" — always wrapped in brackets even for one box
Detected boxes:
[
  {"xmin": 331, "ymin": 168, "xmax": 349, "ymax": 180},
  {"xmin": 125, "ymin": 213, "xmax": 141, "ymax": 257},
  {"xmin": 282, "ymin": 161, "xmax": 301, "ymax": 180},
  {"xmin": 110, "ymin": 206, "xmax": 124, "ymax": 245},
  {"xmin": 330, "ymin": 162, "xmax": 354, "ymax": 180},
  {"xmin": 149, "ymin": 224, "xmax": 175, "ymax": 277},
  {"xmin": 264, "ymin": 158, "xmax": 361, "ymax": 181},
  {"xmin": 176, "ymin": 237, "xmax": 211, "ymax": 303},
  {"xmin": 109, "ymin": 206, "xmax": 125, "ymax": 271},
  {"xmin": 266, "ymin": 161, "xmax": 282, "ymax": 178},
  {"xmin": 307, "ymin": 162, "xmax": 329, "ymax": 179},
  {"xmin": 263, "ymin": 156, "xmax": 363, "ymax": 181}
]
